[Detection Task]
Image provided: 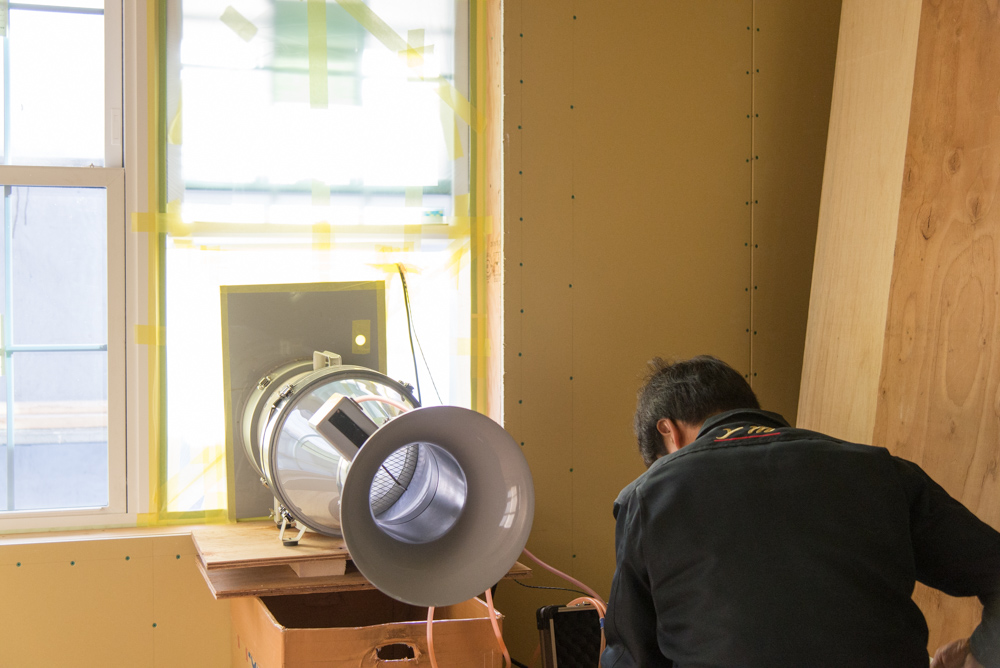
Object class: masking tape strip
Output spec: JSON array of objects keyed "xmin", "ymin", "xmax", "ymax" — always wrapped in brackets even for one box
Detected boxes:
[
  {"xmin": 166, "ymin": 90, "xmax": 182, "ymax": 149},
  {"xmin": 403, "ymin": 224, "xmax": 423, "ymax": 251},
  {"xmin": 312, "ymin": 222, "xmax": 332, "ymax": 251},
  {"xmin": 220, "ymin": 5, "xmax": 258, "ymax": 42},
  {"xmin": 145, "ymin": 0, "xmax": 165, "ymax": 525},
  {"xmin": 333, "ymin": 0, "xmax": 480, "ymax": 131},
  {"xmin": 148, "ymin": 219, "xmax": 473, "ymax": 240},
  {"xmin": 436, "ymin": 81, "xmax": 483, "ymax": 133},
  {"xmin": 167, "ymin": 91, "xmax": 182, "ymax": 145},
  {"xmin": 131, "ymin": 211, "xmax": 184, "ymax": 235},
  {"xmin": 308, "ymin": 0, "xmax": 329, "ymax": 109},
  {"xmin": 405, "ymin": 186, "xmax": 423, "ymax": 207},
  {"xmin": 454, "ymin": 193, "xmax": 471, "ymax": 217},
  {"xmin": 335, "ymin": 0, "xmax": 407, "ymax": 52},
  {"xmin": 406, "ymin": 29, "xmax": 424, "ymax": 67},
  {"xmin": 134, "ymin": 324, "xmax": 166, "ymax": 347},
  {"xmin": 312, "ymin": 180, "xmax": 331, "ymax": 207},
  {"xmin": 165, "ymin": 446, "xmax": 227, "ymax": 512}
]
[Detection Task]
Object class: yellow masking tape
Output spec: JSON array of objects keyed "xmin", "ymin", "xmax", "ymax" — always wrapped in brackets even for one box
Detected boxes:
[
  {"xmin": 147, "ymin": 219, "xmax": 472, "ymax": 241},
  {"xmin": 406, "ymin": 29, "xmax": 425, "ymax": 68},
  {"xmin": 333, "ymin": 0, "xmax": 477, "ymax": 131},
  {"xmin": 220, "ymin": 5, "xmax": 258, "ymax": 42},
  {"xmin": 308, "ymin": 0, "xmax": 329, "ymax": 109},
  {"xmin": 165, "ymin": 445, "xmax": 227, "ymax": 513},
  {"xmin": 436, "ymin": 80, "xmax": 483, "ymax": 133},
  {"xmin": 134, "ymin": 324, "xmax": 166, "ymax": 347},
  {"xmin": 336, "ymin": 0, "xmax": 406, "ymax": 51},
  {"xmin": 312, "ymin": 222, "xmax": 332, "ymax": 251},
  {"xmin": 405, "ymin": 186, "xmax": 423, "ymax": 207},
  {"xmin": 312, "ymin": 180, "xmax": 331, "ymax": 207},
  {"xmin": 457, "ymin": 337, "xmax": 490, "ymax": 357},
  {"xmin": 167, "ymin": 91, "xmax": 182, "ymax": 145},
  {"xmin": 403, "ymin": 224, "xmax": 423, "ymax": 251},
  {"xmin": 131, "ymin": 211, "xmax": 185, "ymax": 236},
  {"xmin": 454, "ymin": 193, "xmax": 471, "ymax": 217}
]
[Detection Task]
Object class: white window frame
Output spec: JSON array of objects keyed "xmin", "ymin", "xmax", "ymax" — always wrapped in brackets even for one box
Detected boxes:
[{"xmin": 0, "ymin": 1, "xmax": 139, "ymax": 531}]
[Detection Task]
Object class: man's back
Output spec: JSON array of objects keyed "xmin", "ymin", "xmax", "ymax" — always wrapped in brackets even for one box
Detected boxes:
[{"xmin": 602, "ymin": 409, "xmax": 1000, "ymax": 668}]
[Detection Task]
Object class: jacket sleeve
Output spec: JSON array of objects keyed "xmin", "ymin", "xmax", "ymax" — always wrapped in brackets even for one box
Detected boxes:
[
  {"xmin": 600, "ymin": 488, "xmax": 674, "ymax": 668},
  {"xmin": 892, "ymin": 456, "xmax": 1000, "ymax": 667}
]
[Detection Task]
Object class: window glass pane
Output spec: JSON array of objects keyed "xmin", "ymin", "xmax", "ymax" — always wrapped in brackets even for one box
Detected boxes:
[
  {"xmin": 169, "ymin": 0, "xmax": 469, "ymax": 514},
  {"xmin": 179, "ymin": 0, "xmax": 458, "ymax": 215},
  {"xmin": 7, "ymin": 186, "xmax": 108, "ymax": 346},
  {"xmin": 9, "ymin": 351, "xmax": 108, "ymax": 511},
  {"xmin": 16, "ymin": 1, "xmax": 103, "ymax": 8},
  {"xmin": 8, "ymin": 7, "xmax": 104, "ymax": 166}
]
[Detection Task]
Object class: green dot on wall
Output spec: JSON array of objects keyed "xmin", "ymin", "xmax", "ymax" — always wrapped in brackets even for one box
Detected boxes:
[
  {"xmin": 70, "ymin": 561, "xmax": 75, "ymax": 566},
  {"xmin": 125, "ymin": 556, "xmax": 130, "ymax": 561},
  {"xmin": 176, "ymin": 555, "xmax": 181, "ymax": 560},
  {"xmin": 152, "ymin": 623, "xmax": 157, "ymax": 628},
  {"xmin": 16, "ymin": 562, "xmax": 20, "ymax": 567}
]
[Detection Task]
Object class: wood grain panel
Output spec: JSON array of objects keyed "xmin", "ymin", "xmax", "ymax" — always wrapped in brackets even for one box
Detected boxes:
[
  {"xmin": 797, "ymin": 0, "xmax": 923, "ymax": 443},
  {"xmin": 750, "ymin": 0, "xmax": 841, "ymax": 423},
  {"xmin": 873, "ymin": 0, "xmax": 1000, "ymax": 652}
]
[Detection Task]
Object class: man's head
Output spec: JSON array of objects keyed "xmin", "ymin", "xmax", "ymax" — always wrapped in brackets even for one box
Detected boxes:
[{"xmin": 634, "ymin": 355, "xmax": 760, "ymax": 466}]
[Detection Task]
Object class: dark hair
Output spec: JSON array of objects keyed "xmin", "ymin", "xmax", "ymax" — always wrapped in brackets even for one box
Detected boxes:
[{"xmin": 634, "ymin": 355, "xmax": 760, "ymax": 466}]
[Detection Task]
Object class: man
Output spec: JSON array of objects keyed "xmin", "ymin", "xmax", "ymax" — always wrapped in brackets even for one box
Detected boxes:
[{"xmin": 601, "ymin": 355, "xmax": 1000, "ymax": 668}]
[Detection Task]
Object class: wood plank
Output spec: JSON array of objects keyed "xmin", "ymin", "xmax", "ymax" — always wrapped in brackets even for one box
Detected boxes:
[
  {"xmin": 191, "ymin": 521, "xmax": 348, "ymax": 571},
  {"xmin": 796, "ymin": 0, "xmax": 923, "ymax": 443},
  {"xmin": 872, "ymin": 0, "xmax": 1000, "ymax": 652},
  {"xmin": 200, "ymin": 559, "xmax": 532, "ymax": 600}
]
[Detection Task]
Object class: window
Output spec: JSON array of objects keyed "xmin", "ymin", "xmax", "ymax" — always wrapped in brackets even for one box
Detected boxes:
[
  {"xmin": 161, "ymin": 0, "xmax": 474, "ymax": 516},
  {"xmin": 0, "ymin": 0, "xmax": 126, "ymax": 527}
]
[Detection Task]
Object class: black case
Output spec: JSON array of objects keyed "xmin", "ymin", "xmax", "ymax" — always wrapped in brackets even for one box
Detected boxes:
[{"xmin": 535, "ymin": 604, "xmax": 602, "ymax": 668}]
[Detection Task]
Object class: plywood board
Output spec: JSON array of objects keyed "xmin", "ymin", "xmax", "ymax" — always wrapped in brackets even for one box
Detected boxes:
[
  {"xmin": 872, "ymin": 0, "xmax": 1000, "ymax": 652},
  {"xmin": 797, "ymin": 0, "xmax": 923, "ymax": 442},
  {"xmin": 203, "ymin": 559, "xmax": 532, "ymax": 600},
  {"xmin": 192, "ymin": 521, "xmax": 349, "ymax": 572}
]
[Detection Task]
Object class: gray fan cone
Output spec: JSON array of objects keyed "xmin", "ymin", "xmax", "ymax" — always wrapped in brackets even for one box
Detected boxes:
[{"xmin": 339, "ymin": 405, "xmax": 534, "ymax": 607}]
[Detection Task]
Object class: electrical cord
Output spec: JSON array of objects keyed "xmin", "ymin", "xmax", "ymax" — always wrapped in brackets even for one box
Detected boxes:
[
  {"xmin": 395, "ymin": 263, "xmax": 443, "ymax": 404},
  {"xmin": 396, "ymin": 263, "xmax": 422, "ymax": 404},
  {"xmin": 511, "ymin": 578, "xmax": 590, "ymax": 598}
]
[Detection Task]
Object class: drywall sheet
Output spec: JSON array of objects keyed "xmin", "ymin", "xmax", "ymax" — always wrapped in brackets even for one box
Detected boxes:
[
  {"xmin": 0, "ymin": 534, "xmax": 230, "ymax": 667},
  {"xmin": 499, "ymin": 0, "xmax": 836, "ymax": 660},
  {"xmin": 750, "ymin": 0, "xmax": 841, "ymax": 422},
  {"xmin": 872, "ymin": 0, "xmax": 1000, "ymax": 651}
]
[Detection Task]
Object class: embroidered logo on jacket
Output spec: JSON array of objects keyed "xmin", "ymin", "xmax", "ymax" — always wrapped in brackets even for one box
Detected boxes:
[{"xmin": 714, "ymin": 425, "xmax": 778, "ymax": 441}]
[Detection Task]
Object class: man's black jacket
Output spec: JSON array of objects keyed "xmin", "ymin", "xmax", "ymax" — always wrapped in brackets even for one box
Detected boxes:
[{"xmin": 601, "ymin": 409, "xmax": 1000, "ymax": 668}]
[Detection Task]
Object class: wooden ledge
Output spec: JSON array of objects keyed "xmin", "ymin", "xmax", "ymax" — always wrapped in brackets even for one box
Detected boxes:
[{"xmin": 0, "ymin": 520, "xmax": 533, "ymax": 600}]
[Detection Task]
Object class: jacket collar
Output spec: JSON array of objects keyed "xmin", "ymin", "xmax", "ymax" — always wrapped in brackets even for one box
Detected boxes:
[{"xmin": 697, "ymin": 408, "xmax": 790, "ymax": 438}]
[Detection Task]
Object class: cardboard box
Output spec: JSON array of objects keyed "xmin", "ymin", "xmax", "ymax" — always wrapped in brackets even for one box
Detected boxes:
[{"xmin": 232, "ymin": 589, "xmax": 504, "ymax": 667}]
